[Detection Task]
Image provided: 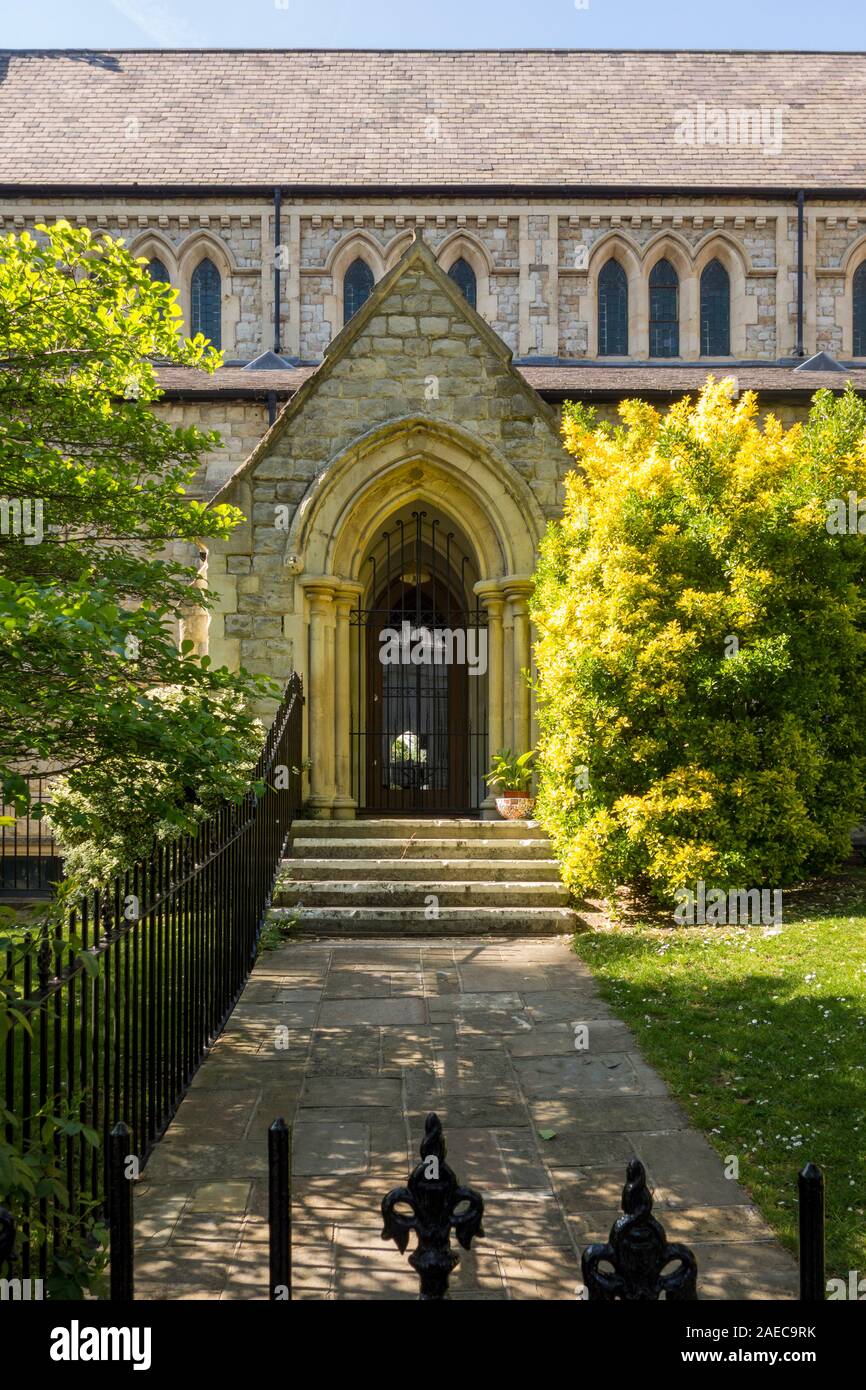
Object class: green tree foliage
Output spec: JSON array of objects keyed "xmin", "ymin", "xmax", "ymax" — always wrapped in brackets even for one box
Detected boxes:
[
  {"xmin": 532, "ymin": 378, "xmax": 866, "ymax": 903},
  {"xmin": 46, "ymin": 687, "xmax": 264, "ymax": 891},
  {"xmin": 0, "ymin": 222, "xmax": 273, "ymax": 829}
]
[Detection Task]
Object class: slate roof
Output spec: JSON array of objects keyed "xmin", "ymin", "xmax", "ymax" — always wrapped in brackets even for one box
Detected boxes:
[
  {"xmin": 2, "ymin": 49, "xmax": 866, "ymax": 190},
  {"xmin": 155, "ymin": 362, "xmax": 866, "ymax": 402}
]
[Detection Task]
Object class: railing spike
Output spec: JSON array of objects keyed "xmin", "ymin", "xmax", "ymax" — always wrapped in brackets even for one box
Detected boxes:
[{"xmin": 382, "ymin": 1112, "xmax": 484, "ymax": 1300}]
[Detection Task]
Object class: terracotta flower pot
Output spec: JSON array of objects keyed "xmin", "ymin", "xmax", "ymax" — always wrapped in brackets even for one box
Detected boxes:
[{"xmin": 495, "ymin": 790, "xmax": 535, "ymax": 820}]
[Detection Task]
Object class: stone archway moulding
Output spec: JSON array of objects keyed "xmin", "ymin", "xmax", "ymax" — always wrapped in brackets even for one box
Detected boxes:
[
  {"xmin": 286, "ymin": 415, "xmax": 545, "ymax": 582},
  {"xmin": 289, "ymin": 416, "xmax": 545, "ymax": 818}
]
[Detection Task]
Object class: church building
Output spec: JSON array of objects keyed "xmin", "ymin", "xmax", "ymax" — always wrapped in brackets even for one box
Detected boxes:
[{"xmin": 2, "ymin": 48, "xmax": 866, "ymax": 817}]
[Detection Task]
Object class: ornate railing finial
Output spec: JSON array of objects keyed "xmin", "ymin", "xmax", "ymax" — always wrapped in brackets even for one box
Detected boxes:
[
  {"xmin": 581, "ymin": 1158, "xmax": 698, "ymax": 1300},
  {"xmin": 381, "ymin": 1112, "xmax": 484, "ymax": 1300}
]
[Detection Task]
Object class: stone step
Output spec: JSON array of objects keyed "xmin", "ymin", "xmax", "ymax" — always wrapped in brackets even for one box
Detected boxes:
[
  {"xmin": 266, "ymin": 905, "xmax": 576, "ymax": 937},
  {"xmin": 274, "ymin": 879, "xmax": 569, "ymax": 908},
  {"xmin": 279, "ymin": 856, "xmax": 563, "ymax": 883},
  {"xmin": 290, "ymin": 817, "xmax": 547, "ymax": 841},
  {"xmin": 291, "ymin": 836, "xmax": 553, "ymax": 860}
]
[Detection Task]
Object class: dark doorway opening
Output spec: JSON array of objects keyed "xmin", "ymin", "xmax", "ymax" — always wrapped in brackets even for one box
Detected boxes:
[{"xmin": 351, "ymin": 510, "xmax": 488, "ymax": 815}]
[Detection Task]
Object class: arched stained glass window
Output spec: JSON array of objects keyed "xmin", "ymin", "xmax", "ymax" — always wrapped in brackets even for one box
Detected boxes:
[
  {"xmin": 854, "ymin": 263, "xmax": 866, "ymax": 356},
  {"xmin": 343, "ymin": 258, "xmax": 374, "ymax": 324},
  {"xmin": 649, "ymin": 258, "xmax": 680, "ymax": 358},
  {"xmin": 597, "ymin": 258, "xmax": 628, "ymax": 355},
  {"xmin": 700, "ymin": 259, "xmax": 731, "ymax": 356},
  {"xmin": 190, "ymin": 257, "xmax": 221, "ymax": 348},
  {"xmin": 448, "ymin": 256, "xmax": 477, "ymax": 309},
  {"xmin": 146, "ymin": 257, "xmax": 170, "ymax": 284}
]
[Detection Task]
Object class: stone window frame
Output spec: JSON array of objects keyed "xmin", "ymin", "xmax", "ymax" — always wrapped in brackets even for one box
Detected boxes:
[
  {"xmin": 596, "ymin": 257, "xmax": 629, "ymax": 356},
  {"xmin": 434, "ymin": 231, "xmax": 496, "ymax": 322},
  {"xmin": 129, "ymin": 230, "xmax": 180, "ymax": 288},
  {"xmin": 325, "ymin": 232, "xmax": 387, "ymax": 336},
  {"xmin": 384, "ymin": 230, "xmax": 415, "ymax": 270},
  {"xmin": 584, "ymin": 233, "xmax": 642, "ymax": 358},
  {"xmin": 341, "ymin": 256, "xmax": 376, "ymax": 325},
  {"xmin": 692, "ymin": 233, "xmax": 751, "ymax": 360},
  {"xmin": 839, "ymin": 234, "xmax": 866, "ymax": 358},
  {"xmin": 650, "ymin": 231, "xmax": 753, "ymax": 360},
  {"xmin": 177, "ymin": 231, "xmax": 240, "ymax": 355},
  {"xmin": 584, "ymin": 229, "xmax": 750, "ymax": 360},
  {"xmin": 644, "ymin": 235, "xmax": 692, "ymax": 359}
]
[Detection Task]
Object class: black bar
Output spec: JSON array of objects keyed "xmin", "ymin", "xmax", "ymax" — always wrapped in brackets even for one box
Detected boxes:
[
  {"xmin": 798, "ymin": 1161, "xmax": 825, "ymax": 1301},
  {"xmin": 0, "ymin": 1207, "xmax": 14, "ymax": 1270},
  {"xmin": 268, "ymin": 1117, "xmax": 292, "ymax": 1300},
  {"xmin": 796, "ymin": 189, "xmax": 806, "ymax": 357},
  {"xmin": 5, "ymin": 182, "xmax": 866, "ymax": 201},
  {"xmin": 108, "ymin": 1122, "xmax": 134, "ymax": 1302},
  {"xmin": 273, "ymin": 186, "xmax": 282, "ymax": 355}
]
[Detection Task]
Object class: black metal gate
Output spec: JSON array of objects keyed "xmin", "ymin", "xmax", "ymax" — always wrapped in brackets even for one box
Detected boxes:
[{"xmin": 350, "ymin": 510, "xmax": 488, "ymax": 815}]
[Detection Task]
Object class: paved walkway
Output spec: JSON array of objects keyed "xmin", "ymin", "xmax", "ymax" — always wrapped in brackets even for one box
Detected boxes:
[{"xmin": 134, "ymin": 936, "xmax": 799, "ymax": 1300}]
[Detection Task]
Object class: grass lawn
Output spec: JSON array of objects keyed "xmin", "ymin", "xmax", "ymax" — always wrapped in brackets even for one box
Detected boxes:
[{"xmin": 575, "ymin": 872, "xmax": 866, "ymax": 1287}]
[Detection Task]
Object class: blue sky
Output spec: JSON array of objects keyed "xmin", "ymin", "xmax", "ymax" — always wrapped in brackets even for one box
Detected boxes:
[{"xmin": 5, "ymin": 0, "xmax": 866, "ymax": 52}]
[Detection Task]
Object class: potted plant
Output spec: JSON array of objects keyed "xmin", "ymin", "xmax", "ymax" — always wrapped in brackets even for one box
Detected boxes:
[{"xmin": 484, "ymin": 748, "xmax": 535, "ymax": 820}]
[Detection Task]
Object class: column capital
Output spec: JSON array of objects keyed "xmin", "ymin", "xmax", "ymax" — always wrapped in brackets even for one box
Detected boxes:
[
  {"xmin": 500, "ymin": 573, "xmax": 535, "ymax": 600},
  {"xmin": 501, "ymin": 574, "xmax": 535, "ymax": 614},
  {"xmin": 474, "ymin": 579, "xmax": 505, "ymax": 613},
  {"xmin": 299, "ymin": 574, "xmax": 364, "ymax": 614},
  {"xmin": 334, "ymin": 580, "xmax": 363, "ymax": 613},
  {"xmin": 299, "ymin": 574, "xmax": 339, "ymax": 606}
]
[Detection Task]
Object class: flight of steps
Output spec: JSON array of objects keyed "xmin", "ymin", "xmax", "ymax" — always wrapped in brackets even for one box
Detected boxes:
[{"xmin": 267, "ymin": 818, "xmax": 576, "ymax": 937}]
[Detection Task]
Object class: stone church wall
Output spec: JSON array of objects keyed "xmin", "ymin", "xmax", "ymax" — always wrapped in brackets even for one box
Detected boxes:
[
  {"xmin": 150, "ymin": 391, "xmax": 817, "ymax": 514},
  {"xmin": 153, "ymin": 401, "xmax": 272, "ymax": 498},
  {"xmin": 202, "ymin": 248, "xmax": 568, "ymax": 691},
  {"xmin": 2, "ymin": 195, "xmax": 865, "ymax": 367}
]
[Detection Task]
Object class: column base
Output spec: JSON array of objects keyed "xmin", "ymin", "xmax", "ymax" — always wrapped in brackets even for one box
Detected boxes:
[
  {"xmin": 480, "ymin": 795, "xmax": 500, "ymax": 821},
  {"xmin": 330, "ymin": 796, "xmax": 357, "ymax": 820}
]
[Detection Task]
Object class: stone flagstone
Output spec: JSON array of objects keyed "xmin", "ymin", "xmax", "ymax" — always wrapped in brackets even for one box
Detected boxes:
[{"xmin": 133, "ymin": 936, "xmax": 799, "ymax": 1301}]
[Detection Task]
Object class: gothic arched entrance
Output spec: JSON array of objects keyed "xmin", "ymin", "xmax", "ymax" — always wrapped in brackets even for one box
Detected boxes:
[
  {"xmin": 290, "ymin": 419, "xmax": 546, "ymax": 819},
  {"xmin": 354, "ymin": 509, "xmax": 488, "ymax": 814}
]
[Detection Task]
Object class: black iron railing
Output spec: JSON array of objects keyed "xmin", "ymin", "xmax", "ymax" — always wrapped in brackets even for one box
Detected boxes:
[
  {"xmin": 0, "ymin": 673, "xmax": 303, "ymax": 1289},
  {"xmin": 2, "ymin": 1101, "xmax": 825, "ymax": 1301},
  {"xmin": 379, "ymin": 1116, "xmax": 826, "ymax": 1303},
  {"xmin": 0, "ymin": 775, "xmax": 63, "ymax": 898}
]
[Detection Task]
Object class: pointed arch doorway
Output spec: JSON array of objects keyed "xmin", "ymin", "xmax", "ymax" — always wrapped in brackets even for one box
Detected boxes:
[
  {"xmin": 291, "ymin": 418, "xmax": 547, "ymax": 820},
  {"xmin": 353, "ymin": 508, "xmax": 488, "ymax": 814}
]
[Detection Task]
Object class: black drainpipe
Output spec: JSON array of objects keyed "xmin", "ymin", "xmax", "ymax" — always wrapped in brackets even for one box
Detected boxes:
[
  {"xmin": 796, "ymin": 190, "xmax": 805, "ymax": 358},
  {"xmin": 267, "ymin": 390, "xmax": 277, "ymax": 428},
  {"xmin": 273, "ymin": 186, "xmax": 282, "ymax": 356}
]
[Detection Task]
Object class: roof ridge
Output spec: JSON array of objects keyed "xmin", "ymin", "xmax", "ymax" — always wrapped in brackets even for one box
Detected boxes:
[{"xmin": 3, "ymin": 47, "xmax": 866, "ymax": 56}]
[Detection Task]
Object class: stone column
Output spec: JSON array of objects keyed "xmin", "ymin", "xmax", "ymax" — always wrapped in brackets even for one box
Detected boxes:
[
  {"xmin": 502, "ymin": 598, "xmax": 515, "ymax": 752},
  {"xmin": 178, "ymin": 543, "xmax": 210, "ymax": 658},
  {"xmin": 332, "ymin": 583, "xmax": 362, "ymax": 819},
  {"xmin": 299, "ymin": 577, "xmax": 336, "ymax": 818},
  {"xmin": 503, "ymin": 578, "xmax": 534, "ymax": 759},
  {"xmin": 475, "ymin": 581, "xmax": 505, "ymax": 819}
]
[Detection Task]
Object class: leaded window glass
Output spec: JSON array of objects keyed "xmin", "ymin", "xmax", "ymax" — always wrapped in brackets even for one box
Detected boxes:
[
  {"xmin": 146, "ymin": 257, "xmax": 170, "ymax": 284},
  {"xmin": 448, "ymin": 257, "xmax": 477, "ymax": 309},
  {"xmin": 854, "ymin": 263, "xmax": 866, "ymax": 356},
  {"xmin": 700, "ymin": 259, "xmax": 731, "ymax": 356},
  {"xmin": 343, "ymin": 258, "xmax": 374, "ymax": 324},
  {"xmin": 598, "ymin": 258, "xmax": 628, "ymax": 355},
  {"xmin": 649, "ymin": 258, "xmax": 679, "ymax": 358},
  {"xmin": 190, "ymin": 257, "xmax": 221, "ymax": 348}
]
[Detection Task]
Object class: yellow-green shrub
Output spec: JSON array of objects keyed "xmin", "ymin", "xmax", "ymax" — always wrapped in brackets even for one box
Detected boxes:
[{"xmin": 532, "ymin": 379, "xmax": 866, "ymax": 903}]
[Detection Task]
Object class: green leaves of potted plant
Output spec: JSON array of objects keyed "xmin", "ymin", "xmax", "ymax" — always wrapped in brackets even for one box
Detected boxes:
[{"xmin": 484, "ymin": 748, "xmax": 535, "ymax": 820}]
